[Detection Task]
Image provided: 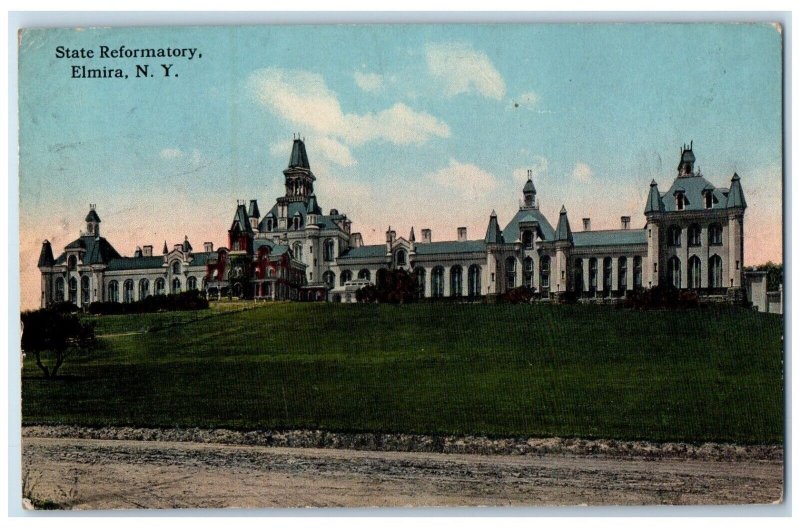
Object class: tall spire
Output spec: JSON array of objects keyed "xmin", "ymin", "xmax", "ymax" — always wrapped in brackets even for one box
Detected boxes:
[
  {"xmin": 555, "ymin": 205, "xmax": 573, "ymax": 243},
  {"xmin": 162, "ymin": 240, "xmax": 168, "ymax": 254},
  {"xmin": 38, "ymin": 240, "xmax": 55, "ymax": 267},
  {"xmin": 726, "ymin": 172, "xmax": 747, "ymax": 209},
  {"xmin": 484, "ymin": 210, "xmax": 503, "ymax": 244},
  {"xmin": 409, "ymin": 227, "xmax": 416, "ymax": 242},
  {"xmin": 644, "ymin": 179, "xmax": 665, "ymax": 214}
]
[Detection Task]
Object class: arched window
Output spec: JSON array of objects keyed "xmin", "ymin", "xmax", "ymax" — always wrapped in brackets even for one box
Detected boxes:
[
  {"xmin": 266, "ymin": 217, "xmax": 274, "ymax": 232},
  {"xmin": 522, "ymin": 230, "xmax": 534, "ymax": 249},
  {"xmin": 67, "ymin": 255, "xmax": 77, "ymax": 271},
  {"xmin": 688, "ymin": 224, "xmax": 702, "ymax": 247},
  {"xmin": 468, "ymin": 265, "xmax": 481, "ymax": 297},
  {"xmin": 540, "ymin": 256, "xmax": 551, "ymax": 289},
  {"xmin": 55, "ymin": 277, "xmax": 65, "ymax": 302},
  {"xmin": 415, "ymin": 267, "xmax": 426, "ymax": 299},
  {"xmin": 187, "ymin": 276, "xmax": 197, "ymax": 291},
  {"xmin": 139, "ymin": 278, "xmax": 150, "ymax": 299},
  {"xmin": 396, "ymin": 249, "xmax": 407, "ymax": 266},
  {"xmin": 676, "ymin": 191, "xmax": 686, "ymax": 211},
  {"xmin": 667, "ymin": 225, "xmax": 682, "ymax": 247},
  {"xmin": 708, "ymin": 223, "xmax": 723, "ymax": 246},
  {"xmin": 688, "ymin": 256, "xmax": 701, "ymax": 289},
  {"xmin": 633, "ymin": 256, "xmax": 643, "ymax": 288},
  {"xmin": 667, "ymin": 256, "xmax": 681, "ymax": 289},
  {"xmin": 172, "ymin": 277, "xmax": 181, "ymax": 294},
  {"xmin": 293, "ymin": 242, "xmax": 303, "ymax": 263},
  {"xmin": 358, "ymin": 269, "xmax": 371, "ymax": 282},
  {"xmin": 323, "ymin": 270, "xmax": 335, "ymax": 288},
  {"xmin": 573, "ymin": 259, "xmax": 584, "ymax": 293},
  {"xmin": 450, "ymin": 266, "xmax": 463, "ymax": 297},
  {"xmin": 602, "ymin": 257, "xmax": 612, "ymax": 293},
  {"xmin": 340, "ymin": 270, "xmax": 352, "ymax": 286},
  {"xmin": 155, "ymin": 278, "xmax": 166, "ymax": 296},
  {"xmin": 505, "ymin": 257, "xmax": 516, "ymax": 290},
  {"xmin": 618, "ymin": 257, "xmax": 628, "ymax": 291},
  {"xmin": 172, "ymin": 261, "xmax": 181, "ymax": 275},
  {"xmin": 123, "ymin": 279, "xmax": 134, "ymax": 303},
  {"xmin": 431, "ymin": 266, "xmax": 444, "ymax": 298},
  {"xmin": 108, "ymin": 280, "xmax": 119, "ymax": 303},
  {"xmin": 523, "ymin": 257, "xmax": 534, "ymax": 288},
  {"xmin": 80, "ymin": 275, "xmax": 90, "ymax": 304},
  {"xmin": 709, "ymin": 255, "xmax": 723, "ymax": 288},
  {"xmin": 323, "ymin": 239, "xmax": 335, "ymax": 262},
  {"xmin": 588, "ymin": 258, "xmax": 598, "ymax": 292}
]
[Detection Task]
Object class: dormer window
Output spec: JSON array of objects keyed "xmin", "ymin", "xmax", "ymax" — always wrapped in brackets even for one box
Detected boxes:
[
  {"xmin": 396, "ymin": 249, "xmax": 407, "ymax": 266},
  {"xmin": 704, "ymin": 191, "xmax": 713, "ymax": 209},
  {"xmin": 266, "ymin": 218, "xmax": 273, "ymax": 231},
  {"xmin": 676, "ymin": 192, "xmax": 686, "ymax": 211},
  {"xmin": 522, "ymin": 230, "xmax": 534, "ymax": 249}
]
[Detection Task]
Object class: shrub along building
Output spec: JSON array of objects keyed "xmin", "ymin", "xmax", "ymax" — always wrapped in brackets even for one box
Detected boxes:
[{"xmin": 37, "ymin": 139, "xmax": 750, "ymax": 307}]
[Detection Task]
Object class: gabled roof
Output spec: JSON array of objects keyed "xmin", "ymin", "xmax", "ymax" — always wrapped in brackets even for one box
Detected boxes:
[
  {"xmin": 56, "ymin": 235, "xmax": 121, "ymax": 265},
  {"xmin": 572, "ymin": 229, "xmax": 647, "ymax": 247},
  {"xmin": 38, "ymin": 240, "xmax": 55, "ymax": 267},
  {"xmin": 501, "ymin": 207, "xmax": 555, "ymax": 242}
]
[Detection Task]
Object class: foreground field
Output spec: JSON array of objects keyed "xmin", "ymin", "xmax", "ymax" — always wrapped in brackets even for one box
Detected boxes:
[
  {"xmin": 22, "ymin": 302, "xmax": 784, "ymax": 443},
  {"xmin": 22, "ymin": 432, "xmax": 783, "ymax": 508}
]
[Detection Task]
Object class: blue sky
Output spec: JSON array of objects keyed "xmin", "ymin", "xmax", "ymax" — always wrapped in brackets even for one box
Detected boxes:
[{"xmin": 18, "ymin": 23, "xmax": 782, "ymax": 308}]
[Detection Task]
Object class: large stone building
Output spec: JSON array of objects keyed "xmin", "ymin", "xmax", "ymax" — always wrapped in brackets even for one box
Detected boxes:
[{"xmin": 38, "ymin": 139, "xmax": 749, "ymax": 307}]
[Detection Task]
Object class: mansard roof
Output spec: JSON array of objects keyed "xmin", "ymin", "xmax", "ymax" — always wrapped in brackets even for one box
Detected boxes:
[
  {"xmin": 661, "ymin": 174, "xmax": 729, "ymax": 212},
  {"xmin": 231, "ymin": 204, "xmax": 253, "ymax": 233},
  {"xmin": 288, "ymin": 138, "xmax": 311, "ymax": 169},
  {"xmin": 338, "ymin": 244, "xmax": 387, "ymax": 259},
  {"xmin": 572, "ymin": 229, "xmax": 647, "ymax": 247},
  {"xmin": 252, "ymin": 239, "xmax": 292, "ymax": 258},
  {"xmin": 501, "ymin": 208, "xmax": 556, "ymax": 242},
  {"xmin": 57, "ymin": 235, "xmax": 122, "ymax": 265}
]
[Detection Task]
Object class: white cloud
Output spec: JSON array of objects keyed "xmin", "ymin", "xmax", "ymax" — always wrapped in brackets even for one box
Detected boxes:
[
  {"xmin": 160, "ymin": 148, "xmax": 183, "ymax": 159},
  {"xmin": 425, "ymin": 42, "xmax": 506, "ymax": 100},
  {"xmin": 315, "ymin": 136, "xmax": 357, "ymax": 167},
  {"xmin": 247, "ymin": 67, "xmax": 450, "ymax": 152},
  {"xmin": 354, "ymin": 71, "xmax": 383, "ymax": 92},
  {"xmin": 512, "ymin": 157, "xmax": 549, "ymax": 186},
  {"xmin": 572, "ymin": 162, "xmax": 593, "ymax": 183},
  {"xmin": 430, "ymin": 159, "xmax": 499, "ymax": 199}
]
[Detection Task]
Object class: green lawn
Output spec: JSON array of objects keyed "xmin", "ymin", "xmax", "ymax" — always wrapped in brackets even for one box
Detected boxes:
[{"xmin": 22, "ymin": 302, "xmax": 784, "ymax": 444}]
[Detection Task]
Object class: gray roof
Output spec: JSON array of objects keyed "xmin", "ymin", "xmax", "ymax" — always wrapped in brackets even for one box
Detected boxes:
[
  {"xmin": 572, "ymin": 229, "xmax": 647, "ymax": 247},
  {"xmin": 415, "ymin": 240, "xmax": 487, "ymax": 255},
  {"xmin": 85, "ymin": 209, "xmax": 101, "ymax": 223},
  {"xmin": 253, "ymin": 239, "xmax": 290, "ymax": 257},
  {"xmin": 645, "ymin": 180, "xmax": 664, "ymax": 214},
  {"xmin": 502, "ymin": 208, "xmax": 555, "ymax": 242},
  {"xmin": 660, "ymin": 174, "xmax": 729, "ymax": 212},
  {"xmin": 554, "ymin": 205, "xmax": 573, "ymax": 243},
  {"xmin": 232, "ymin": 204, "xmax": 253, "ymax": 233},
  {"xmin": 338, "ymin": 244, "xmax": 387, "ymax": 259},
  {"xmin": 105, "ymin": 256, "xmax": 164, "ymax": 271},
  {"xmin": 288, "ymin": 139, "xmax": 310, "ymax": 169},
  {"xmin": 726, "ymin": 173, "xmax": 747, "ymax": 209},
  {"xmin": 484, "ymin": 211, "xmax": 503, "ymax": 244},
  {"xmin": 38, "ymin": 241, "xmax": 54, "ymax": 267},
  {"xmin": 248, "ymin": 199, "xmax": 260, "ymax": 218},
  {"xmin": 57, "ymin": 235, "xmax": 121, "ymax": 265}
]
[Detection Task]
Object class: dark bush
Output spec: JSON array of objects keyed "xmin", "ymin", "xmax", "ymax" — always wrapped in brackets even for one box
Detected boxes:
[
  {"xmin": 21, "ymin": 308, "xmax": 96, "ymax": 378},
  {"xmin": 499, "ymin": 286, "xmax": 536, "ymax": 304},
  {"xmin": 87, "ymin": 290, "xmax": 209, "ymax": 315},
  {"xmin": 356, "ymin": 269, "xmax": 417, "ymax": 304},
  {"xmin": 622, "ymin": 285, "xmax": 700, "ymax": 310}
]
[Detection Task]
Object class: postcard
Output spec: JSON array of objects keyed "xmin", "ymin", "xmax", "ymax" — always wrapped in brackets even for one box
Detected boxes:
[{"xmin": 18, "ymin": 22, "xmax": 784, "ymax": 510}]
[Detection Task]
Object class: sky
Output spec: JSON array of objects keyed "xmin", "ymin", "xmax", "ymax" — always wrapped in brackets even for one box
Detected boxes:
[{"xmin": 18, "ymin": 23, "xmax": 783, "ymax": 310}]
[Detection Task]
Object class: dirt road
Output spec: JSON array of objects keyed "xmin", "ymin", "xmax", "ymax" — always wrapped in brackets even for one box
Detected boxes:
[{"xmin": 21, "ymin": 435, "xmax": 783, "ymax": 509}]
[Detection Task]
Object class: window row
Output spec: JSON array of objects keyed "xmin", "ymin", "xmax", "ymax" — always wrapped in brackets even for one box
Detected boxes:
[
  {"xmin": 324, "ymin": 265, "xmax": 483, "ymax": 298},
  {"xmin": 666, "ymin": 255, "xmax": 724, "ymax": 289},
  {"xmin": 573, "ymin": 256, "xmax": 643, "ymax": 292},
  {"xmin": 53, "ymin": 276, "xmax": 200, "ymax": 303},
  {"xmin": 505, "ymin": 256, "xmax": 550, "ymax": 290},
  {"xmin": 666, "ymin": 223, "xmax": 723, "ymax": 247}
]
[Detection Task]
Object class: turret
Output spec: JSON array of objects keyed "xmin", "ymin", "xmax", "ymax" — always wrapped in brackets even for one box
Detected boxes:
[
  {"xmin": 484, "ymin": 210, "xmax": 503, "ymax": 244},
  {"xmin": 644, "ymin": 179, "xmax": 664, "ymax": 214},
  {"xmin": 282, "ymin": 137, "xmax": 316, "ymax": 201},
  {"xmin": 85, "ymin": 204, "xmax": 101, "ymax": 236},
  {"xmin": 554, "ymin": 205, "xmax": 573, "ymax": 243},
  {"xmin": 38, "ymin": 240, "xmax": 55, "ymax": 268},
  {"xmin": 678, "ymin": 141, "xmax": 696, "ymax": 177},
  {"xmin": 522, "ymin": 169, "xmax": 537, "ymax": 208},
  {"xmin": 726, "ymin": 172, "xmax": 747, "ymax": 209}
]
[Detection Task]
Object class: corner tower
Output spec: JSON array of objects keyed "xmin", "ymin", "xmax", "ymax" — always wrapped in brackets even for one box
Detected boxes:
[{"xmin": 282, "ymin": 138, "xmax": 316, "ymax": 202}]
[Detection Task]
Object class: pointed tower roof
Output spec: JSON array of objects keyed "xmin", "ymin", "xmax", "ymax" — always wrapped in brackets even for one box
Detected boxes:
[
  {"xmin": 523, "ymin": 177, "xmax": 536, "ymax": 193},
  {"xmin": 307, "ymin": 193, "xmax": 322, "ymax": 215},
  {"xmin": 248, "ymin": 199, "xmax": 260, "ymax": 219},
  {"xmin": 288, "ymin": 138, "xmax": 310, "ymax": 169},
  {"xmin": 183, "ymin": 235, "xmax": 193, "ymax": 252},
  {"xmin": 38, "ymin": 240, "xmax": 55, "ymax": 267},
  {"xmin": 644, "ymin": 179, "xmax": 665, "ymax": 214},
  {"xmin": 484, "ymin": 210, "xmax": 504, "ymax": 244},
  {"xmin": 409, "ymin": 227, "xmax": 416, "ymax": 242},
  {"xmin": 726, "ymin": 172, "xmax": 747, "ymax": 209},
  {"xmin": 162, "ymin": 240, "xmax": 169, "ymax": 254},
  {"xmin": 232, "ymin": 204, "xmax": 253, "ymax": 233},
  {"xmin": 554, "ymin": 205, "xmax": 573, "ymax": 243}
]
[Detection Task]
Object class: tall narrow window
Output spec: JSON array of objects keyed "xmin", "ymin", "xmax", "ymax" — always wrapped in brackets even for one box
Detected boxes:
[
  {"xmin": 468, "ymin": 265, "xmax": 481, "ymax": 297},
  {"xmin": 139, "ymin": 278, "xmax": 150, "ymax": 299},
  {"xmin": 522, "ymin": 230, "xmax": 534, "ymax": 249},
  {"xmin": 709, "ymin": 255, "xmax": 723, "ymax": 288},
  {"xmin": 676, "ymin": 192, "xmax": 685, "ymax": 211},
  {"xmin": 396, "ymin": 249, "xmax": 407, "ymax": 266},
  {"xmin": 293, "ymin": 242, "xmax": 303, "ymax": 263},
  {"xmin": 171, "ymin": 277, "xmax": 181, "ymax": 294},
  {"xmin": 708, "ymin": 224, "xmax": 723, "ymax": 245},
  {"xmin": 668, "ymin": 256, "xmax": 681, "ymax": 289},
  {"xmin": 505, "ymin": 257, "xmax": 517, "ymax": 290},
  {"xmin": 415, "ymin": 267, "xmax": 426, "ymax": 299},
  {"xmin": 540, "ymin": 255, "xmax": 550, "ymax": 289},
  {"xmin": 108, "ymin": 280, "xmax": 119, "ymax": 303},
  {"xmin": 155, "ymin": 278, "xmax": 166, "ymax": 296},
  {"xmin": 688, "ymin": 256, "xmax": 701, "ymax": 289},
  {"xmin": 431, "ymin": 266, "xmax": 444, "ymax": 297},
  {"xmin": 523, "ymin": 257, "xmax": 534, "ymax": 288},
  {"xmin": 124, "ymin": 279, "xmax": 135, "ymax": 303},
  {"xmin": 589, "ymin": 258, "xmax": 598, "ymax": 292},
  {"xmin": 323, "ymin": 271, "xmax": 335, "ymax": 288},
  {"xmin": 667, "ymin": 225, "xmax": 682, "ymax": 247},
  {"xmin": 81, "ymin": 275, "xmax": 91, "ymax": 304},
  {"xmin": 324, "ymin": 239, "xmax": 335, "ymax": 262},
  {"xmin": 618, "ymin": 257, "xmax": 628, "ymax": 291},
  {"xmin": 55, "ymin": 277, "xmax": 65, "ymax": 302},
  {"xmin": 688, "ymin": 224, "xmax": 701, "ymax": 247},
  {"xmin": 340, "ymin": 270, "xmax": 352, "ymax": 286},
  {"xmin": 187, "ymin": 277, "xmax": 197, "ymax": 291},
  {"xmin": 450, "ymin": 266, "xmax": 463, "ymax": 297},
  {"xmin": 633, "ymin": 256, "xmax": 642, "ymax": 288},
  {"xmin": 573, "ymin": 259, "xmax": 584, "ymax": 293},
  {"xmin": 602, "ymin": 257, "xmax": 612, "ymax": 294},
  {"xmin": 69, "ymin": 277, "xmax": 78, "ymax": 304},
  {"xmin": 358, "ymin": 269, "xmax": 371, "ymax": 282}
]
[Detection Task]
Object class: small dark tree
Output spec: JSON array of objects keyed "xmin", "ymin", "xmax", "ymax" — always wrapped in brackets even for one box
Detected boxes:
[
  {"xmin": 21, "ymin": 309, "xmax": 96, "ymax": 379},
  {"xmin": 754, "ymin": 261, "xmax": 783, "ymax": 291},
  {"xmin": 357, "ymin": 269, "xmax": 417, "ymax": 304}
]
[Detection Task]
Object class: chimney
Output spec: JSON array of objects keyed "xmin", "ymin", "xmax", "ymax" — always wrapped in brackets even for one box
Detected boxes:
[
  {"xmin": 582, "ymin": 218, "xmax": 591, "ymax": 231},
  {"xmin": 351, "ymin": 232, "xmax": 363, "ymax": 248},
  {"xmin": 142, "ymin": 245, "xmax": 153, "ymax": 257},
  {"xmin": 204, "ymin": 242, "xmax": 214, "ymax": 252},
  {"xmin": 620, "ymin": 216, "xmax": 631, "ymax": 230},
  {"xmin": 421, "ymin": 229, "xmax": 432, "ymax": 243},
  {"xmin": 458, "ymin": 227, "xmax": 467, "ymax": 242},
  {"xmin": 385, "ymin": 227, "xmax": 396, "ymax": 245}
]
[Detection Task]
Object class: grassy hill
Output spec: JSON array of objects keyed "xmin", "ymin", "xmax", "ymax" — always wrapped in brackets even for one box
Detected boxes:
[{"xmin": 22, "ymin": 302, "xmax": 784, "ymax": 444}]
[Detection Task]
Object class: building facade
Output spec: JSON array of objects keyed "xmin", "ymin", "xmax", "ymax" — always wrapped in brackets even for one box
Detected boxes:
[{"xmin": 38, "ymin": 139, "xmax": 749, "ymax": 307}]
